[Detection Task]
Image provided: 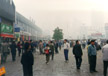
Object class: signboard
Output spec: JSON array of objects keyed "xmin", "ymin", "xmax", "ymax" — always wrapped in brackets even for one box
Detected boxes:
[
  {"xmin": 14, "ymin": 27, "xmax": 20, "ymax": 32},
  {"xmin": 15, "ymin": 33, "xmax": 20, "ymax": 38},
  {"xmin": 91, "ymin": 33, "xmax": 102, "ymax": 36},
  {"xmin": 0, "ymin": 24, "xmax": 13, "ymax": 34}
]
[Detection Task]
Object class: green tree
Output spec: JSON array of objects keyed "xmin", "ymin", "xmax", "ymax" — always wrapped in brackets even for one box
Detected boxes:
[{"xmin": 53, "ymin": 27, "xmax": 63, "ymax": 40}]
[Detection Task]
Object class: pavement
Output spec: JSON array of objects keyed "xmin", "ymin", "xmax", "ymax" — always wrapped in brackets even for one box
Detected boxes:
[{"xmin": 2, "ymin": 48, "xmax": 104, "ymax": 76}]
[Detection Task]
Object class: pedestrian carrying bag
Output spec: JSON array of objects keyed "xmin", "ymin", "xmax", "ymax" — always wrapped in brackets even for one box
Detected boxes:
[
  {"xmin": 0, "ymin": 66, "xmax": 6, "ymax": 76},
  {"xmin": 45, "ymin": 49, "xmax": 49, "ymax": 54}
]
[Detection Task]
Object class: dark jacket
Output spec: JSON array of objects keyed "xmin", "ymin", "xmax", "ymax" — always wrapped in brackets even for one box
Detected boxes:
[
  {"xmin": 49, "ymin": 44, "xmax": 54, "ymax": 53},
  {"xmin": 10, "ymin": 43, "xmax": 17, "ymax": 53},
  {"xmin": 17, "ymin": 43, "xmax": 21, "ymax": 50},
  {"xmin": 21, "ymin": 51, "xmax": 34, "ymax": 76},
  {"xmin": 73, "ymin": 44, "xmax": 83, "ymax": 57},
  {"xmin": 55, "ymin": 42, "xmax": 58, "ymax": 48},
  {"xmin": 21, "ymin": 51, "xmax": 34, "ymax": 66}
]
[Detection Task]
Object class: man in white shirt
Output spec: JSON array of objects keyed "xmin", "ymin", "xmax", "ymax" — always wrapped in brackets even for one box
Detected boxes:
[
  {"xmin": 63, "ymin": 39, "xmax": 70, "ymax": 62},
  {"xmin": 102, "ymin": 40, "xmax": 108, "ymax": 76}
]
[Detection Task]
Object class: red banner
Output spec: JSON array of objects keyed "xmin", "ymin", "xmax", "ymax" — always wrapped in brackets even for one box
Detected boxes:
[{"xmin": 0, "ymin": 34, "xmax": 14, "ymax": 38}]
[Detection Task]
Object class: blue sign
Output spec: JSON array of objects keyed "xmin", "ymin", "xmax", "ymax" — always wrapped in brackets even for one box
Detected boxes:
[{"xmin": 14, "ymin": 27, "xmax": 20, "ymax": 32}]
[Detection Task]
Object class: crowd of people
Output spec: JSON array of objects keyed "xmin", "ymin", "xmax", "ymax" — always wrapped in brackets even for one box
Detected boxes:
[{"xmin": 0, "ymin": 39, "xmax": 108, "ymax": 76}]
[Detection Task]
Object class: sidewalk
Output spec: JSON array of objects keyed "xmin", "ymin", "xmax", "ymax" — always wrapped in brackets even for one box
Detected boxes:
[{"xmin": 2, "ymin": 48, "xmax": 104, "ymax": 76}]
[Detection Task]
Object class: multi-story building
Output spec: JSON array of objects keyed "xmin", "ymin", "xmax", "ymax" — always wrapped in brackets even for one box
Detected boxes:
[
  {"xmin": 0, "ymin": 0, "xmax": 15, "ymax": 42},
  {"xmin": 0, "ymin": 0, "xmax": 43, "ymax": 42},
  {"xmin": 15, "ymin": 12, "xmax": 42, "ymax": 41}
]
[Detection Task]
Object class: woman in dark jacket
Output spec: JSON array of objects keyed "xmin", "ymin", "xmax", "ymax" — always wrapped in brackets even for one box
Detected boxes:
[{"xmin": 21, "ymin": 43, "xmax": 34, "ymax": 76}]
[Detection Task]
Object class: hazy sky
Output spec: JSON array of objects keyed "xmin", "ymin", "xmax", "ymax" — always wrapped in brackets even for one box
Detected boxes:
[{"xmin": 13, "ymin": 0, "xmax": 108, "ymax": 39}]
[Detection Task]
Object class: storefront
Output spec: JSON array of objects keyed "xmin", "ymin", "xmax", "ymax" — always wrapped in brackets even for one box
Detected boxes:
[
  {"xmin": 19, "ymin": 31, "xmax": 31, "ymax": 41},
  {"xmin": 0, "ymin": 23, "xmax": 14, "ymax": 41}
]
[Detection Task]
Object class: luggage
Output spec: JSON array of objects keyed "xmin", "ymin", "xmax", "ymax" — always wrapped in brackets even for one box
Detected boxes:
[{"xmin": 0, "ymin": 66, "xmax": 6, "ymax": 76}]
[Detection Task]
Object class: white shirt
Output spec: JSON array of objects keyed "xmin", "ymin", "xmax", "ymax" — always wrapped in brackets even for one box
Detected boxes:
[{"xmin": 63, "ymin": 42, "xmax": 70, "ymax": 50}]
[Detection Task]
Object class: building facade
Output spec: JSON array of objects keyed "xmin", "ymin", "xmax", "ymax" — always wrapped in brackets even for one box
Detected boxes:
[
  {"xmin": 0, "ymin": 0, "xmax": 15, "ymax": 42},
  {"xmin": 0, "ymin": 0, "xmax": 42, "ymax": 42},
  {"xmin": 15, "ymin": 12, "xmax": 42, "ymax": 41}
]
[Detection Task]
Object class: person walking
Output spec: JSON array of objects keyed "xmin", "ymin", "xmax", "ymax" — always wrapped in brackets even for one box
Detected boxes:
[
  {"xmin": 49, "ymin": 41, "xmax": 55, "ymax": 60},
  {"xmin": 73, "ymin": 40, "xmax": 83, "ymax": 69},
  {"xmin": 30, "ymin": 40, "xmax": 34, "ymax": 53},
  {"xmin": 39, "ymin": 40, "xmax": 43, "ymax": 55},
  {"xmin": 102, "ymin": 40, "xmax": 108, "ymax": 76},
  {"xmin": 21, "ymin": 44, "xmax": 34, "ymax": 76},
  {"xmin": 82, "ymin": 40, "xmax": 86, "ymax": 49},
  {"xmin": 88, "ymin": 40, "xmax": 98, "ymax": 73},
  {"xmin": 10, "ymin": 41, "xmax": 17, "ymax": 62},
  {"xmin": 1, "ymin": 41, "xmax": 9, "ymax": 64},
  {"xmin": 63, "ymin": 39, "xmax": 70, "ymax": 62},
  {"xmin": 17, "ymin": 41, "xmax": 22, "ymax": 57},
  {"xmin": 55, "ymin": 41, "xmax": 59, "ymax": 54},
  {"xmin": 87, "ymin": 41, "xmax": 91, "ymax": 65},
  {"xmin": 44, "ymin": 44, "xmax": 50, "ymax": 64},
  {"xmin": 21, "ymin": 41, "xmax": 25, "ymax": 54},
  {"xmin": 24, "ymin": 40, "xmax": 29, "ymax": 51},
  {"xmin": 58, "ymin": 41, "xmax": 62, "ymax": 50},
  {"xmin": 43, "ymin": 41, "xmax": 47, "ymax": 49}
]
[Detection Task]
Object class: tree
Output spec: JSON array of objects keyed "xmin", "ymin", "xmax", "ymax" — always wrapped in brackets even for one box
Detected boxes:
[{"xmin": 53, "ymin": 27, "xmax": 63, "ymax": 40}]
